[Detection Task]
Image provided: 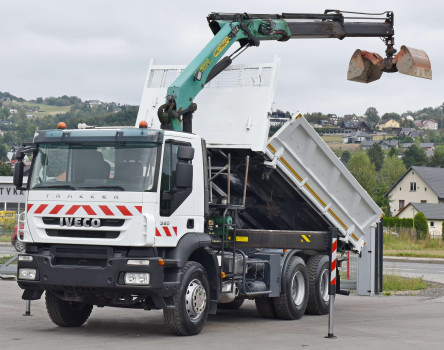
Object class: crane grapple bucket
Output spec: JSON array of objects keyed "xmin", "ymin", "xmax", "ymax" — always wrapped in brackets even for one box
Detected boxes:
[
  {"xmin": 347, "ymin": 46, "xmax": 432, "ymax": 83},
  {"xmin": 347, "ymin": 49, "xmax": 384, "ymax": 83},
  {"xmin": 393, "ymin": 45, "xmax": 432, "ymax": 80}
]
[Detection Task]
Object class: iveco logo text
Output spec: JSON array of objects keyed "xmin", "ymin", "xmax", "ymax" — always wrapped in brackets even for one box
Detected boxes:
[{"xmin": 60, "ymin": 218, "xmax": 101, "ymax": 228}]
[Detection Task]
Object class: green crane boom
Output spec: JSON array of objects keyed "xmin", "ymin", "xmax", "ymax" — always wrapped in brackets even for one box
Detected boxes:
[{"xmin": 157, "ymin": 11, "xmax": 431, "ymax": 132}]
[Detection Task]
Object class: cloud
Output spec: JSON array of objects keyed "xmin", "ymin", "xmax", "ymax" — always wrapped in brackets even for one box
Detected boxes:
[{"xmin": 0, "ymin": 0, "xmax": 440, "ymax": 115}]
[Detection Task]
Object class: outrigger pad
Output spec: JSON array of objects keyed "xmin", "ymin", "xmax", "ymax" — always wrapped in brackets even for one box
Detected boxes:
[{"xmin": 393, "ymin": 45, "xmax": 432, "ymax": 80}]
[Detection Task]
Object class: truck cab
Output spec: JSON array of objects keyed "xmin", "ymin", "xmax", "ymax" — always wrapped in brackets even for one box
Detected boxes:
[
  {"xmin": 22, "ymin": 126, "xmax": 204, "ymax": 248},
  {"xmin": 14, "ymin": 125, "xmax": 224, "ymax": 334}
]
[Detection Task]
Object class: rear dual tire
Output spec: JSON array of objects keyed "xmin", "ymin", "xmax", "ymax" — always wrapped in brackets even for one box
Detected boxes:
[
  {"xmin": 255, "ymin": 256, "xmax": 309, "ymax": 320},
  {"xmin": 273, "ymin": 256, "xmax": 308, "ymax": 320},
  {"xmin": 306, "ymin": 255, "xmax": 330, "ymax": 315}
]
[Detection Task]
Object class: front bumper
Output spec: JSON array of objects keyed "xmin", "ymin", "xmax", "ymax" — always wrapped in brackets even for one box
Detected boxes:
[{"xmin": 17, "ymin": 245, "xmax": 180, "ymax": 300}]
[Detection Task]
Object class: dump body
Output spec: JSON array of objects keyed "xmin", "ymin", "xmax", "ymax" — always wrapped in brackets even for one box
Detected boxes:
[
  {"xmin": 264, "ymin": 116, "xmax": 382, "ymax": 251},
  {"xmin": 137, "ymin": 60, "xmax": 382, "ymax": 252}
]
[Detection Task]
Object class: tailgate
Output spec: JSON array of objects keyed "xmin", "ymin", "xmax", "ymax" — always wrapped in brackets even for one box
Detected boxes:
[{"xmin": 265, "ymin": 116, "xmax": 382, "ymax": 252}]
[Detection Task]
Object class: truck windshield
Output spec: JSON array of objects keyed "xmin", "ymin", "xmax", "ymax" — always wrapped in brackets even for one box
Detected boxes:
[{"xmin": 29, "ymin": 143, "xmax": 159, "ymax": 192}]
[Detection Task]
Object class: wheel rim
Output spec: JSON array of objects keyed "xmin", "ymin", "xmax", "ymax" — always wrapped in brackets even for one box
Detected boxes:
[
  {"xmin": 320, "ymin": 268, "xmax": 329, "ymax": 302},
  {"xmin": 291, "ymin": 271, "xmax": 305, "ymax": 307},
  {"xmin": 185, "ymin": 279, "xmax": 207, "ymax": 320},
  {"xmin": 15, "ymin": 240, "xmax": 25, "ymax": 251}
]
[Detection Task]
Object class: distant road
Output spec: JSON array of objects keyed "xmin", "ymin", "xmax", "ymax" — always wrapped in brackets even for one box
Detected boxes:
[
  {"xmin": 0, "ymin": 245, "xmax": 15, "ymax": 257},
  {"xmin": 384, "ymin": 260, "xmax": 444, "ymax": 284}
]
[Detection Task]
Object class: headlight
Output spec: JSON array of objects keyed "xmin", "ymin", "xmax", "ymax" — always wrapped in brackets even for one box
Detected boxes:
[
  {"xmin": 127, "ymin": 259, "xmax": 150, "ymax": 266},
  {"xmin": 18, "ymin": 268, "xmax": 37, "ymax": 280},
  {"xmin": 124, "ymin": 273, "xmax": 150, "ymax": 285}
]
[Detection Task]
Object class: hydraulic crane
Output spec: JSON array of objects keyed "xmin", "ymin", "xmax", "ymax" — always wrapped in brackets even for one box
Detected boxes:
[{"xmin": 157, "ymin": 10, "xmax": 431, "ymax": 132}]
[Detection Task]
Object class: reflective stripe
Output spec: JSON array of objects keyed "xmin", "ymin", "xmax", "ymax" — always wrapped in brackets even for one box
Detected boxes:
[
  {"xmin": 99, "ymin": 205, "xmax": 114, "ymax": 216},
  {"xmin": 331, "ymin": 238, "xmax": 337, "ymax": 286},
  {"xmin": 156, "ymin": 226, "xmax": 178, "ymax": 237},
  {"xmin": 65, "ymin": 205, "xmax": 81, "ymax": 215},
  {"xmin": 82, "ymin": 205, "xmax": 97, "ymax": 216},
  {"xmin": 49, "ymin": 205, "xmax": 64, "ymax": 215},
  {"xmin": 34, "ymin": 204, "xmax": 48, "ymax": 214},
  {"xmin": 117, "ymin": 206, "xmax": 132, "ymax": 216}
]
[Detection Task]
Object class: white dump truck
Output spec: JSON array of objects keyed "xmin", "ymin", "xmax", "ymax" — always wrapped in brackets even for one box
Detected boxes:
[{"xmin": 13, "ymin": 11, "xmax": 430, "ymax": 336}]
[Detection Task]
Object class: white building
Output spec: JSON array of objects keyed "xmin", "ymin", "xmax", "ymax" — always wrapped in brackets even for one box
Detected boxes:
[
  {"xmin": 386, "ymin": 166, "xmax": 444, "ymax": 216},
  {"xmin": 396, "ymin": 202, "xmax": 444, "ymax": 239},
  {"xmin": 0, "ymin": 176, "xmax": 27, "ymax": 214}
]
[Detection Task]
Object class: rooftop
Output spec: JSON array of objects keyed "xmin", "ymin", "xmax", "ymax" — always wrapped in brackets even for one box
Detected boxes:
[{"xmin": 398, "ymin": 202, "xmax": 444, "ymax": 220}]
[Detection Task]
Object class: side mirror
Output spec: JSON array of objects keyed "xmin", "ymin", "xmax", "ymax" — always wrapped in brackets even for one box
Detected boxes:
[
  {"xmin": 13, "ymin": 144, "xmax": 36, "ymax": 190},
  {"xmin": 176, "ymin": 162, "xmax": 193, "ymax": 188},
  {"xmin": 13, "ymin": 159, "xmax": 24, "ymax": 189},
  {"xmin": 176, "ymin": 146, "xmax": 194, "ymax": 189},
  {"xmin": 177, "ymin": 146, "xmax": 194, "ymax": 161}
]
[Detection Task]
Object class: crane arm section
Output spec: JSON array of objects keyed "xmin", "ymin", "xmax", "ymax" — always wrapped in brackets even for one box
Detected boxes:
[{"xmin": 158, "ymin": 11, "xmax": 429, "ymax": 132}]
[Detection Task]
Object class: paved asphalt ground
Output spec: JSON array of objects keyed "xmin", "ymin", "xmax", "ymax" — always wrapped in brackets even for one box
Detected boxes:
[
  {"xmin": 1, "ymin": 279, "xmax": 444, "ymax": 350},
  {"xmin": 2, "ymin": 243, "xmax": 444, "ymax": 349}
]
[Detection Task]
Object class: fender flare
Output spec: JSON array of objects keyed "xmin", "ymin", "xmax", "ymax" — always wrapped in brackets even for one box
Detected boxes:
[{"xmin": 165, "ymin": 232, "xmax": 212, "ymax": 267}]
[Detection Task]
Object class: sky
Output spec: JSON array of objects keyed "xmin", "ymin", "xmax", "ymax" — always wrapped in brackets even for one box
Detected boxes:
[{"xmin": 1, "ymin": 0, "xmax": 442, "ymax": 117}]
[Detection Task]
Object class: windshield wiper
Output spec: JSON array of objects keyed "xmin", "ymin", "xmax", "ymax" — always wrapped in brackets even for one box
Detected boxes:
[
  {"xmin": 34, "ymin": 184, "xmax": 76, "ymax": 190},
  {"xmin": 79, "ymin": 186, "xmax": 125, "ymax": 191}
]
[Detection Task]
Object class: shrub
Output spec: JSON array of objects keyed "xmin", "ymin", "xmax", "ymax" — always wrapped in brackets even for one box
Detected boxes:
[
  {"xmin": 442, "ymin": 222, "xmax": 444, "ymax": 241},
  {"xmin": 414, "ymin": 212, "xmax": 428, "ymax": 240},
  {"xmin": 384, "ymin": 217, "xmax": 413, "ymax": 228}
]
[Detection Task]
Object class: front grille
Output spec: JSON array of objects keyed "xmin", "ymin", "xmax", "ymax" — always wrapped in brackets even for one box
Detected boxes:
[
  {"xmin": 43, "ymin": 217, "xmax": 125, "ymax": 227},
  {"xmin": 46, "ymin": 229, "xmax": 120, "ymax": 239},
  {"xmin": 53, "ymin": 257, "xmax": 107, "ymax": 267},
  {"xmin": 54, "ymin": 246, "xmax": 109, "ymax": 256}
]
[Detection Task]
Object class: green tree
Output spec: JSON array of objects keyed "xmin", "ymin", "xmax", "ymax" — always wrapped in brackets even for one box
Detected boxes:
[
  {"xmin": 400, "ymin": 119, "xmax": 414, "ymax": 128},
  {"xmin": 380, "ymin": 156, "xmax": 407, "ymax": 188},
  {"xmin": 341, "ymin": 150, "xmax": 351, "ymax": 165},
  {"xmin": 381, "ymin": 112, "xmax": 401, "ymax": 121},
  {"xmin": 428, "ymin": 147, "xmax": 444, "ymax": 167},
  {"xmin": 0, "ymin": 163, "xmax": 12, "ymax": 176},
  {"xmin": 364, "ymin": 107, "xmax": 379, "ymax": 127},
  {"xmin": 367, "ymin": 143, "xmax": 384, "ymax": 171},
  {"xmin": 402, "ymin": 144, "xmax": 427, "ymax": 168},
  {"xmin": 303, "ymin": 112, "xmax": 328, "ymax": 125},
  {"xmin": 388, "ymin": 147, "xmax": 398, "ymax": 157},
  {"xmin": 347, "ymin": 152, "xmax": 377, "ymax": 196},
  {"xmin": 414, "ymin": 212, "xmax": 428, "ymax": 240},
  {"xmin": 36, "ymin": 97, "xmax": 43, "ymax": 103}
]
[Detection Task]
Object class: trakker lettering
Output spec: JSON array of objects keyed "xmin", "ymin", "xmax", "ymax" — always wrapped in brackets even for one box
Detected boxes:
[{"xmin": 59, "ymin": 217, "xmax": 101, "ymax": 228}]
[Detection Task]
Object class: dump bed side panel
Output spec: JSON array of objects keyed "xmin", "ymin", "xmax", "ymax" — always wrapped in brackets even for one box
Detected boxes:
[{"xmin": 266, "ymin": 116, "xmax": 382, "ymax": 251}]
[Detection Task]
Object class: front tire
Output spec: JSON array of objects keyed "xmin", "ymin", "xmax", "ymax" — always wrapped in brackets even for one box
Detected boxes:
[
  {"xmin": 273, "ymin": 256, "xmax": 308, "ymax": 320},
  {"xmin": 45, "ymin": 292, "xmax": 93, "ymax": 327},
  {"xmin": 306, "ymin": 255, "xmax": 330, "ymax": 315},
  {"xmin": 164, "ymin": 262, "xmax": 210, "ymax": 336}
]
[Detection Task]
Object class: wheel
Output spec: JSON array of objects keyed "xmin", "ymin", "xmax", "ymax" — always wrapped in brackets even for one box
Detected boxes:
[
  {"xmin": 164, "ymin": 262, "xmax": 210, "ymax": 336},
  {"xmin": 218, "ymin": 297, "xmax": 245, "ymax": 310},
  {"xmin": 45, "ymin": 292, "xmax": 93, "ymax": 327},
  {"xmin": 255, "ymin": 297, "xmax": 277, "ymax": 319},
  {"xmin": 273, "ymin": 256, "xmax": 308, "ymax": 320},
  {"xmin": 13, "ymin": 239, "xmax": 25, "ymax": 252},
  {"xmin": 306, "ymin": 255, "xmax": 330, "ymax": 315}
]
